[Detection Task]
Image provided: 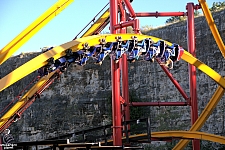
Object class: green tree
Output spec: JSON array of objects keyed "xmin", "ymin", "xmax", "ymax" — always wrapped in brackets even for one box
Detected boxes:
[
  {"xmin": 165, "ymin": 16, "xmax": 186, "ymax": 24},
  {"xmin": 194, "ymin": 10, "xmax": 201, "ymax": 16},
  {"xmin": 209, "ymin": 1, "xmax": 225, "ymax": 12},
  {"xmin": 165, "ymin": 10, "xmax": 201, "ymax": 24}
]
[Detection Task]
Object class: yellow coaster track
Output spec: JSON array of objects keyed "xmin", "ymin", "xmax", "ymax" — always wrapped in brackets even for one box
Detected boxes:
[{"xmin": 0, "ymin": 34, "xmax": 225, "ymax": 147}]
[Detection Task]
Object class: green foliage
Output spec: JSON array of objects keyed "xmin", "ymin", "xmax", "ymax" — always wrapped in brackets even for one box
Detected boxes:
[
  {"xmin": 165, "ymin": 0, "xmax": 225, "ymax": 25},
  {"xmin": 209, "ymin": 1, "xmax": 225, "ymax": 12},
  {"xmin": 165, "ymin": 16, "xmax": 186, "ymax": 24},
  {"xmin": 165, "ymin": 10, "xmax": 201, "ymax": 24},
  {"xmin": 194, "ymin": 10, "xmax": 201, "ymax": 16}
]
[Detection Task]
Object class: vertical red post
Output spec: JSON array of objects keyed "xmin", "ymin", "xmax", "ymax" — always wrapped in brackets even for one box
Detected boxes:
[
  {"xmin": 133, "ymin": 19, "xmax": 140, "ymax": 34},
  {"xmin": 110, "ymin": 0, "xmax": 122, "ymax": 146},
  {"xmin": 118, "ymin": 0, "xmax": 126, "ymax": 33},
  {"xmin": 187, "ymin": 3, "xmax": 200, "ymax": 150},
  {"xmin": 119, "ymin": 0, "xmax": 130, "ymax": 138},
  {"xmin": 0, "ymin": 137, "xmax": 2, "ymax": 150}
]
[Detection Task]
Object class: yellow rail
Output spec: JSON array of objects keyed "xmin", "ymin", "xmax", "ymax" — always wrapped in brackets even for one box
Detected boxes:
[
  {"xmin": 0, "ymin": 34, "xmax": 154, "ymax": 92},
  {"xmin": 0, "ymin": 72, "xmax": 56, "ymax": 129},
  {"xmin": 0, "ymin": 8, "xmax": 110, "ymax": 131},
  {"xmin": 151, "ymin": 131, "xmax": 225, "ymax": 144},
  {"xmin": 1, "ymin": 34, "xmax": 225, "ymax": 92},
  {"xmin": 173, "ymin": 1, "xmax": 225, "ymax": 148},
  {"xmin": 1, "ymin": 34, "xmax": 225, "ymax": 148},
  {"xmin": 182, "ymin": 51, "xmax": 225, "ymax": 87},
  {"xmin": 0, "ymin": 0, "xmax": 74, "ymax": 65},
  {"xmin": 105, "ymin": 131, "xmax": 225, "ymax": 145},
  {"xmin": 82, "ymin": 9, "xmax": 110, "ymax": 37},
  {"xmin": 173, "ymin": 85, "xmax": 225, "ymax": 149},
  {"xmin": 198, "ymin": 0, "xmax": 225, "ymax": 58}
]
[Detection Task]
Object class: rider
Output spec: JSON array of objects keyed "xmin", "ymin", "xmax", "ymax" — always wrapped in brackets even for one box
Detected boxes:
[{"xmin": 160, "ymin": 43, "xmax": 183, "ymax": 69}]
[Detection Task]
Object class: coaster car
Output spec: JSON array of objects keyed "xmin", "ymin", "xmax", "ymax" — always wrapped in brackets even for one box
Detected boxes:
[
  {"xmin": 159, "ymin": 43, "xmax": 182, "ymax": 69},
  {"xmin": 153, "ymin": 40, "xmax": 166, "ymax": 58},
  {"xmin": 38, "ymin": 56, "xmax": 68, "ymax": 77},
  {"xmin": 112, "ymin": 41, "xmax": 129, "ymax": 62},
  {"xmin": 76, "ymin": 50, "xmax": 89, "ymax": 66},
  {"xmin": 144, "ymin": 47, "xmax": 158, "ymax": 62},
  {"xmin": 94, "ymin": 44, "xmax": 111, "ymax": 65},
  {"xmin": 127, "ymin": 36, "xmax": 141, "ymax": 62}
]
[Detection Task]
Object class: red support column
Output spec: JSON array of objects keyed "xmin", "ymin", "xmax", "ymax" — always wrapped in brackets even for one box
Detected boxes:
[
  {"xmin": 133, "ymin": 19, "xmax": 140, "ymax": 34},
  {"xmin": 0, "ymin": 137, "xmax": 2, "ymax": 150},
  {"xmin": 110, "ymin": 0, "xmax": 122, "ymax": 146},
  {"xmin": 110, "ymin": 0, "xmax": 118, "ymax": 34},
  {"xmin": 187, "ymin": 3, "xmax": 200, "ymax": 150},
  {"xmin": 119, "ymin": 0, "xmax": 130, "ymax": 139},
  {"xmin": 118, "ymin": 0, "xmax": 126, "ymax": 33}
]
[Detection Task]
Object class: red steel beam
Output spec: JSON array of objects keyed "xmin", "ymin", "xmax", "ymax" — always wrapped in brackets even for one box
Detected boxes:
[
  {"xmin": 110, "ymin": 0, "xmax": 118, "ymax": 34},
  {"xmin": 156, "ymin": 59, "xmax": 190, "ymax": 102},
  {"xmin": 111, "ymin": 57, "xmax": 122, "ymax": 146},
  {"xmin": 130, "ymin": 102, "xmax": 188, "ymax": 107},
  {"xmin": 0, "ymin": 138, "xmax": 2, "ymax": 150},
  {"xmin": 123, "ymin": 0, "xmax": 136, "ymax": 18},
  {"xmin": 110, "ymin": 0, "xmax": 122, "ymax": 146},
  {"xmin": 119, "ymin": 0, "xmax": 130, "ymax": 139},
  {"xmin": 114, "ymin": 19, "xmax": 140, "ymax": 33},
  {"xmin": 133, "ymin": 18, "xmax": 140, "ymax": 34},
  {"xmin": 118, "ymin": 0, "xmax": 126, "ymax": 33},
  {"xmin": 114, "ymin": 20, "xmax": 134, "ymax": 29},
  {"xmin": 187, "ymin": 3, "xmax": 200, "ymax": 150},
  {"xmin": 135, "ymin": 12, "xmax": 186, "ymax": 17}
]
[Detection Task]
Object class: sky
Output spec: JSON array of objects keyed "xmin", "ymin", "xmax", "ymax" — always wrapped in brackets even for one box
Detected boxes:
[{"xmin": 0, "ymin": 0, "xmax": 222, "ymax": 55}]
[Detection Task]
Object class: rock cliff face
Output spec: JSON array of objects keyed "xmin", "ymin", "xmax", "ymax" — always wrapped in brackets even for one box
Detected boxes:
[{"xmin": 1, "ymin": 9, "xmax": 225, "ymax": 149}]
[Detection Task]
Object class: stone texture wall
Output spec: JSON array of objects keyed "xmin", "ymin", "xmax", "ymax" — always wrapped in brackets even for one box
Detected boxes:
[
  {"xmin": 148, "ymin": 9, "xmax": 225, "ymax": 136},
  {"xmin": 1, "ymin": 9, "xmax": 225, "ymax": 149}
]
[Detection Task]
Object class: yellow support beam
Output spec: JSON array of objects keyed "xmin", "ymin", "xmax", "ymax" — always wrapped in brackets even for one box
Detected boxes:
[
  {"xmin": 1, "ymin": 34, "xmax": 225, "ymax": 147},
  {"xmin": 198, "ymin": 0, "xmax": 225, "ymax": 58},
  {"xmin": 173, "ymin": 85, "xmax": 225, "ymax": 149},
  {"xmin": 0, "ymin": 34, "xmax": 157, "ymax": 92},
  {"xmin": 0, "ymin": 39, "xmax": 80, "ymax": 92},
  {"xmin": 82, "ymin": 9, "xmax": 110, "ymax": 37},
  {"xmin": 0, "ymin": 71, "xmax": 56, "ymax": 129},
  {"xmin": 105, "ymin": 131, "xmax": 225, "ymax": 145},
  {"xmin": 152, "ymin": 131, "xmax": 225, "ymax": 144},
  {"xmin": 182, "ymin": 51, "xmax": 225, "ymax": 87},
  {"xmin": 0, "ymin": 0, "xmax": 74, "ymax": 65},
  {"xmin": 173, "ymin": 1, "xmax": 225, "ymax": 148},
  {"xmin": 1, "ymin": 34, "xmax": 225, "ymax": 94},
  {"xmin": 0, "ymin": 9, "xmax": 111, "ymax": 130}
]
